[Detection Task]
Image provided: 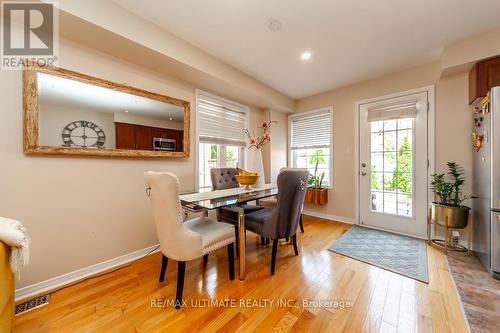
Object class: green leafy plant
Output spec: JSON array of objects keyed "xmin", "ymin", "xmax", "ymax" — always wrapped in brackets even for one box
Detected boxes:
[
  {"xmin": 371, "ymin": 166, "xmax": 378, "ymax": 190},
  {"xmin": 431, "ymin": 162, "xmax": 470, "ymax": 207},
  {"xmin": 308, "ymin": 160, "xmax": 325, "ymax": 189},
  {"xmin": 308, "ymin": 149, "xmax": 326, "ymax": 165},
  {"xmin": 391, "ymin": 136, "xmax": 412, "ymax": 194}
]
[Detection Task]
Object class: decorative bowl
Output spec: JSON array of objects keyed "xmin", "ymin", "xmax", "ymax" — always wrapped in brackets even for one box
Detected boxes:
[{"xmin": 235, "ymin": 175, "xmax": 259, "ymax": 190}]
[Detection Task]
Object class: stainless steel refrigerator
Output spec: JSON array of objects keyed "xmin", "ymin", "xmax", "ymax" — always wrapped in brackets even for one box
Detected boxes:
[{"xmin": 473, "ymin": 86, "xmax": 500, "ymax": 278}]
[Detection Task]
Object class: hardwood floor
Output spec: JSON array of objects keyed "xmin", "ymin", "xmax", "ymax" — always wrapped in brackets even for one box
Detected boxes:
[{"xmin": 14, "ymin": 216, "xmax": 468, "ymax": 333}]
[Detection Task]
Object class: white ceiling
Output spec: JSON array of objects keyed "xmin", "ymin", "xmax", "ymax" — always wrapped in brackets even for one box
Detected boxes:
[
  {"xmin": 112, "ymin": 0, "xmax": 500, "ymax": 99},
  {"xmin": 38, "ymin": 72, "xmax": 184, "ymax": 121}
]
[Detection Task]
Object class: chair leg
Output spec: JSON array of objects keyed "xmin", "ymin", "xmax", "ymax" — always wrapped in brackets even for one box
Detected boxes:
[
  {"xmin": 261, "ymin": 236, "xmax": 265, "ymax": 245},
  {"xmin": 228, "ymin": 243, "xmax": 235, "ymax": 280},
  {"xmin": 271, "ymin": 239, "xmax": 278, "ymax": 275},
  {"xmin": 234, "ymin": 227, "xmax": 240, "ymax": 257},
  {"xmin": 175, "ymin": 261, "xmax": 186, "ymax": 309},
  {"xmin": 203, "ymin": 254, "xmax": 208, "ymax": 263},
  {"xmin": 266, "ymin": 238, "xmax": 270, "ymax": 245},
  {"xmin": 159, "ymin": 255, "xmax": 168, "ymax": 282},
  {"xmin": 299, "ymin": 215, "xmax": 304, "ymax": 233},
  {"xmin": 292, "ymin": 235, "xmax": 299, "ymax": 256},
  {"xmin": 285, "ymin": 237, "xmax": 289, "ymax": 242}
]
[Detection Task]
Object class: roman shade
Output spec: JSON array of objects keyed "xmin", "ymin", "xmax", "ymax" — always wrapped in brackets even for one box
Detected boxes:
[
  {"xmin": 290, "ymin": 110, "xmax": 331, "ymax": 149},
  {"xmin": 367, "ymin": 101, "xmax": 418, "ymax": 122},
  {"xmin": 197, "ymin": 91, "xmax": 247, "ymax": 147}
]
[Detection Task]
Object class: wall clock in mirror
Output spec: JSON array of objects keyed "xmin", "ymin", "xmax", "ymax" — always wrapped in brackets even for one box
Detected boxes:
[{"xmin": 62, "ymin": 120, "xmax": 106, "ymax": 148}]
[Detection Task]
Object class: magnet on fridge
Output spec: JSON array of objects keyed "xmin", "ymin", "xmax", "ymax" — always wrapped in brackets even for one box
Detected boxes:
[{"xmin": 472, "ymin": 132, "xmax": 485, "ymax": 152}]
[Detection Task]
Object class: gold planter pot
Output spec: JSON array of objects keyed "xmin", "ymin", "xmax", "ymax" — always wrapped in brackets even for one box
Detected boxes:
[{"xmin": 431, "ymin": 203, "xmax": 470, "ymax": 229}]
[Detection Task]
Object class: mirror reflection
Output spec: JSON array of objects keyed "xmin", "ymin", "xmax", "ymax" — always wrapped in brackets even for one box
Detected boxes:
[{"xmin": 37, "ymin": 72, "xmax": 185, "ymax": 152}]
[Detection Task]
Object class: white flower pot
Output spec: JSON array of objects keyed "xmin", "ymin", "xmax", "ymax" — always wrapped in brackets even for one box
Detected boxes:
[{"xmin": 246, "ymin": 148, "xmax": 265, "ymax": 188}]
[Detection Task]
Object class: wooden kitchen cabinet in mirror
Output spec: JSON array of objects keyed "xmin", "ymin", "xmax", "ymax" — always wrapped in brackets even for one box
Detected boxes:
[{"xmin": 23, "ymin": 64, "xmax": 190, "ymax": 158}]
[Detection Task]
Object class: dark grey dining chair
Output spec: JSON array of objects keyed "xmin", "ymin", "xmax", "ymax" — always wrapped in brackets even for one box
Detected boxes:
[
  {"xmin": 258, "ymin": 167, "xmax": 307, "ymax": 233},
  {"xmin": 243, "ymin": 169, "xmax": 309, "ymax": 275},
  {"xmin": 210, "ymin": 168, "xmax": 263, "ymax": 256}
]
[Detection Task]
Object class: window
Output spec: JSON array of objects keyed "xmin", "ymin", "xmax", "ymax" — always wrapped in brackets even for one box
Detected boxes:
[
  {"xmin": 368, "ymin": 102, "xmax": 416, "ymax": 217},
  {"xmin": 289, "ymin": 108, "xmax": 333, "ymax": 187},
  {"xmin": 196, "ymin": 90, "xmax": 248, "ymax": 191}
]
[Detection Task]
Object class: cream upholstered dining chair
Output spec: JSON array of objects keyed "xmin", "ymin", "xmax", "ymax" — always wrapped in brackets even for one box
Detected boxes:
[{"xmin": 144, "ymin": 171, "xmax": 235, "ymax": 309}]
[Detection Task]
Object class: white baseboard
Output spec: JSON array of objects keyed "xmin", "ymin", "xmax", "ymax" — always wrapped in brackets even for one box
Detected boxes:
[
  {"xmin": 302, "ymin": 210, "xmax": 356, "ymax": 225},
  {"xmin": 15, "ymin": 244, "xmax": 160, "ymax": 302}
]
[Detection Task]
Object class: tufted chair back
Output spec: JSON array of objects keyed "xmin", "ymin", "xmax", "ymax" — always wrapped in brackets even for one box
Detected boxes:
[
  {"xmin": 262, "ymin": 170, "xmax": 309, "ymax": 239},
  {"xmin": 210, "ymin": 168, "xmax": 239, "ymax": 190},
  {"xmin": 145, "ymin": 171, "xmax": 203, "ymax": 261}
]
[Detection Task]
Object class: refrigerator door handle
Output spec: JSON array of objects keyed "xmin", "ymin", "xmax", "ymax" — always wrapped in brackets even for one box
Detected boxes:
[{"xmin": 492, "ymin": 87, "xmax": 500, "ymax": 210}]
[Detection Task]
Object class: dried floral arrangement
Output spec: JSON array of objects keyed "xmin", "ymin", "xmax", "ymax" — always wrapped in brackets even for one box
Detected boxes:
[{"xmin": 244, "ymin": 120, "xmax": 277, "ymax": 149}]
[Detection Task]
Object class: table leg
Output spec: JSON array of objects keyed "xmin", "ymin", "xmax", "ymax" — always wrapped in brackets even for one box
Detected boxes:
[
  {"xmin": 468, "ymin": 213, "xmax": 472, "ymax": 256},
  {"xmin": 444, "ymin": 216, "xmax": 449, "ymax": 254},
  {"xmin": 238, "ymin": 207, "xmax": 246, "ymax": 280}
]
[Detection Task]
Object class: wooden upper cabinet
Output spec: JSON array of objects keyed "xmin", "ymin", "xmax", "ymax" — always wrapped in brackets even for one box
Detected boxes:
[
  {"xmin": 469, "ymin": 56, "xmax": 500, "ymax": 105},
  {"xmin": 487, "ymin": 58, "xmax": 500, "ymax": 89},
  {"xmin": 152, "ymin": 127, "xmax": 165, "ymax": 139},
  {"xmin": 115, "ymin": 123, "xmax": 136, "ymax": 149},
  {"xmin": 135, "ymin": 125, "xmax": 153, "ymax": 150},
  {"xmin": 116, "ymin": 122, "xmax": 183, "ymax": 151},
  {"xmin": 176, "ymin": 130, "xmax": 184, "ymax": 152}
]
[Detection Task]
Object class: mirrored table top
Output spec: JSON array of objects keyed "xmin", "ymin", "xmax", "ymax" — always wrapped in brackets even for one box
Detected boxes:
[{"xmin": 180, "ymin": 185, "xmax": 278, "ymax": 211}]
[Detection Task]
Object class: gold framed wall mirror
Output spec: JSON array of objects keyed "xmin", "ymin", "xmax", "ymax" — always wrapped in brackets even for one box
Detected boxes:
[{"xmin": 23, "ymin": 64, "xmax": 190, "ymax": 158}]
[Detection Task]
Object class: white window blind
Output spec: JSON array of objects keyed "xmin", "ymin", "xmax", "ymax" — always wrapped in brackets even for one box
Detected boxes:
[
  {"xmin": 291, "ymin": 110, "xmax": 331, "ymax": 149},
  {"xmin": 367, "ymin": 101, "xmax": 417, "ymax": 122},
  {"xmin": 197, "ymin": 91, "xmax": 247, "ymax": 146}
]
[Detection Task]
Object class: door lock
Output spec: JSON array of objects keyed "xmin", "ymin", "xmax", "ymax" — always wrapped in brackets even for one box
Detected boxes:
[
  {"xmin": 361, "ymin": 171, "xmax": 367, "ymax": 176},
  {"xmin": 361, "ymin": 163, "xmax": 366, "ymax": 168}
]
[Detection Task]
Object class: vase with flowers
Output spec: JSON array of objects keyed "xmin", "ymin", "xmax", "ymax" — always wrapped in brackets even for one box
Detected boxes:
[{"xmin": 243, "ymin": 120, "xmax": 276, "ymax": 188}]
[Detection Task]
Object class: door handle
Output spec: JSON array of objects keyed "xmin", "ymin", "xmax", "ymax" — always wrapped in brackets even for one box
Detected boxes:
[
  {"xmin": 361, "ymin": 163, "xmax": 366, "ymax": 168},
  {"xmin": 361, "ymin": 171, "xmax": 367, "ymax": 176}
]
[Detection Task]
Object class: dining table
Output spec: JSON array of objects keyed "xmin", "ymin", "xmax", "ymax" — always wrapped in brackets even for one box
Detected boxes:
[{"xmin": 180, "ymin": 183, "xmax": 278, "ymax": 280}]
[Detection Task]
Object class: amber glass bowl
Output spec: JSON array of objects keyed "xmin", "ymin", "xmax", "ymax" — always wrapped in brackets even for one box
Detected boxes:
[{"xmin": 235, "ymin": 175, "xmax": 259, "ymax": 189}]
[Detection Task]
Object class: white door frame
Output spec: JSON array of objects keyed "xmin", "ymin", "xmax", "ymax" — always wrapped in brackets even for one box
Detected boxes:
[{"xmin": 354, "ymin": 86, "xmax": 435, "ymax": 239}]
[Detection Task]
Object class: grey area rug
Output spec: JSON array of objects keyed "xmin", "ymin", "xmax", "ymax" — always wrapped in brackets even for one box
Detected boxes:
[{"xmin": 328, "ymin": 225, "xmax": 428, "ymax": 283}]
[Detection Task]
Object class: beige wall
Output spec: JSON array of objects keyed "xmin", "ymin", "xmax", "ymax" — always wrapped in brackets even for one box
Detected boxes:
[
  {"xmin": 297, "ymin": 62, "xmax": 472, "ymax": 220},
  {"xmin": 441, "ymin": 28, "xmax": 500, "ymax": 77},
  {"xmin": 268, "ymin": 110, "xmax": 288, "ymax": 182},
  {"xmin": 0, "ymin": 37, "xmax": 268, "ymax": 289}
]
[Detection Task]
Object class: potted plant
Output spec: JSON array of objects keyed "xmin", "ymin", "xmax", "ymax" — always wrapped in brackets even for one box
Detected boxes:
[
  {"xmin": 305, "ymin": 160, "xmax": 328, "ymax": 205},
  {"xmin": 430, "ymin": 162, "xmax": 471, "ymax": 228}
]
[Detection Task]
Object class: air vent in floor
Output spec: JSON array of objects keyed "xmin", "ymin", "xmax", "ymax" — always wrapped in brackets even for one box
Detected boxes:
[{"xmin": 15, "ymin": 294, "xmax": 50, "ymax": 315}]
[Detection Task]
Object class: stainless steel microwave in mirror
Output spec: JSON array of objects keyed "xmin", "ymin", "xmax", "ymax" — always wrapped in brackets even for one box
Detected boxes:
[{"xmin": 23, "ymin": 64, "xmax": 190, "ymax": 158}]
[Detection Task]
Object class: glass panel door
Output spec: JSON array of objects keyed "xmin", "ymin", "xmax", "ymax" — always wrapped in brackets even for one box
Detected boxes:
[{"xmin": 359, "ymin": 91, "xmax": 428, "ymax": 238}]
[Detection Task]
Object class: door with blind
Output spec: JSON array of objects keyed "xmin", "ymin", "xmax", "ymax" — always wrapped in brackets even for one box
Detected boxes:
[
  {"xmin": 196, "ymin": 90, "xmax": 248, "ymax": 191},
  {"xmin": 359, "ymin": 92, "xmax": 428, "ymax": 238},
  {"xmin": 289, "ymin": 108, "xmax": 333, "ymax": 186}
]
